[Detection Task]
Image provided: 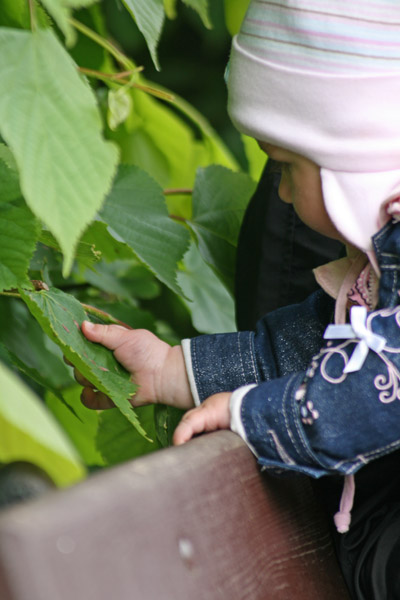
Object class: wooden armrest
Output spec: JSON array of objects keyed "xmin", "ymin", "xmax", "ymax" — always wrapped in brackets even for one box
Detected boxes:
[{"xmin": 0, "ymin": 431, "xmax": 350, "ymax": 600}]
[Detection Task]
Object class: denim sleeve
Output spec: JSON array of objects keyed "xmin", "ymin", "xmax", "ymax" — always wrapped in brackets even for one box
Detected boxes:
[
  {"xmin": 184, "ymin": 289, "xmax": 335, "ymax": 403},
  {"xmin": 236, "ymin": 305, "xmax": 400, "ymax": 478}
]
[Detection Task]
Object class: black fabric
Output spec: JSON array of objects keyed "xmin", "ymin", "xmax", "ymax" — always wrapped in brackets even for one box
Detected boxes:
[
  {"xmin": 234, "ymin": 163, "xmax": 400, "ymax": 600},
  {"xmin": 235, "ymin": 160, "xmax": 342, "ymax": 330}
]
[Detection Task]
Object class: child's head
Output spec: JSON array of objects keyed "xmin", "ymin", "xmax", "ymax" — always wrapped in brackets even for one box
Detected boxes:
[{"xmin": 227, "ymin": 0, "xmax": 400, "ymax": 252}]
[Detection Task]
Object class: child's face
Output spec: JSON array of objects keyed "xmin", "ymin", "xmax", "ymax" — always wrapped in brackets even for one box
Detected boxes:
[{"xmin": 259, "ymin": 142, "xmax": 345, "ymax": 242}]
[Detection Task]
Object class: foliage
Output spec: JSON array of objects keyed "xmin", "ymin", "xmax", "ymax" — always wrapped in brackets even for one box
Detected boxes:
[{"xmin": 0, "ymin": 0, "xmax": 265, "ymax": 489}]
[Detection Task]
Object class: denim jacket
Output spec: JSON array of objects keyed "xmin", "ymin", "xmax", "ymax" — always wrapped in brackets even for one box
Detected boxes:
[{"xmin": 183, "ymin": 220, "xmax": 400, "ymax": 479}]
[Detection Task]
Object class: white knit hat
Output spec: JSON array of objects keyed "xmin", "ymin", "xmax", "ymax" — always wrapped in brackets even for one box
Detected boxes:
[{"xmin": 227, "ymin": 0, "xmax": 400, "ymax": 251}]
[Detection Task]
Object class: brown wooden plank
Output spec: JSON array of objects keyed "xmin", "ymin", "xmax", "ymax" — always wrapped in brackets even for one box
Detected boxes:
[{"xmin": 0, "ymin": 431, "xmax": 350, "ymax": 600}]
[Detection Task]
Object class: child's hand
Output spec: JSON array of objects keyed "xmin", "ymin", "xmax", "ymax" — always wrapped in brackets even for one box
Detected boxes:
[
  {"xmin": 75, "ymin": 321, "xmax": 194, "ymax": 411},
  {"xmin": 173, "ymin": 392, "xmax": 231, "ymax": 445}
]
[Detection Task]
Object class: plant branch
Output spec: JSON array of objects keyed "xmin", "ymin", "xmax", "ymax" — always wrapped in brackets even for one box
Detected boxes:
[
  {"xmin": 164, "ymin": 188, "xmax": 193, "ymax": 196},
  {"xmin": 78, "ymin": 67, "xmax": 174, "ymax": 101},
  {"xmin": 69, "ymin": 18, "xmax": 134, "ymax": 71},
  {"xmin": 28, "ymin": 0, "xmax": 37, "ymax": 32}
]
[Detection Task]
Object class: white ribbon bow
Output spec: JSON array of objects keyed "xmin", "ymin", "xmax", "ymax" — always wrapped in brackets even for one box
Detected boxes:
[{"xmin": 324, "ymin": 306, "xmax": 387, "ymax": 373}]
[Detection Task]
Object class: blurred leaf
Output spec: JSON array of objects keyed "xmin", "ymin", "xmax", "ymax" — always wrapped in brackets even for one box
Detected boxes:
[
  {"xmin": 0, "ymin": 144, "xmax": 21, "ymax": 203},
  {"xmin": 83, "ymin": 261, "xmax": 160, "ymax": 300},
  {"xmin": 164, "ymin": 0, "xmax": 177, "ymax": 19},
  {"xmin": 121, "ymin": 0, "xmax": 165, "ymax": 70},
  {"xmin": 242, "ymin": 135, "xmax": 267, "ymax": 182},
  {"xmin": 0, "ymin": 362, "xmax": 85, "ymax": 486},
  {"xmin": 181, "ymin": 0, "xmax": 211, "ymax": 28},
  {"xmin": 0, "ymin": 28, "xmax": 119, "ymax": 276},
  {"xmin": 19, "ymin": 287, "xmax": 149, "ymax": 438},
  {"xmin": 100, "ymin": 165, "xmax": 190, "ymax": 297},
  {"xmin": 46, "ymin": 386, "xmax": 105, "ymax": 467},
  {"xmin": 0, "ymin": 201, "xmax": 40, "ymax": 292},
  {"xmin": 154, "ymin": 404, "xmax": 184, "ymax": 447},
  {"xmin": 0, "ymin": 0, "xmax": 50, "ymax": 29},
  {"xmin": 97, "ymin": 405, "xmax": 161, "ymax": 465},
  {"xmin": 38, "ymin": 0, "xmax": 97, "ymax": 45},
  {"xmin": 177, "ymin": 242, "xmax": 236, "ymax": 333},
  {"xmin": 223, "ymin": 0, "xmax": 250, "ymax": 35},
  {"xmin": 107, "ymin": 88, "xmax": 132, "ymax": 131},
  {"xmin": 187, "ymin": 165, "xmax": 256, "ymax": 292}
]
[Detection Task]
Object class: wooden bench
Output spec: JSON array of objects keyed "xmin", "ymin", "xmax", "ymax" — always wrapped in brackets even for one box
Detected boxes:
[{"xmin": 0, "ymin": 431, "xmax": 350, "ymax": 599}]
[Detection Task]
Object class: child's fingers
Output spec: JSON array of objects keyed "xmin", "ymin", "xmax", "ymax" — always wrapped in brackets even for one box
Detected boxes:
[
  {"xmin": 80, "ymin": 387, "xmax": 115, "ymax": 410},
  {"xmin": 81, "ymin": 321, "xmax": 129, "ymax": 350},
  {"xmin": 173, "ymin": 407, "xmax": 208, "ymax": 445}
]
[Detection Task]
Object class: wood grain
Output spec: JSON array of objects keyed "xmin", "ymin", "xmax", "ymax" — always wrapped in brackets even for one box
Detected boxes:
[{"xmin": 0, "ymin": 431, "xmax": 350, "ymax": 599}]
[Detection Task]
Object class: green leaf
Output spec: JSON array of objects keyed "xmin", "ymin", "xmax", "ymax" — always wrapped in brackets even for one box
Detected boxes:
[
  {"xmin": 0, "ymin": 201, "xmax": 40, "ymax": 292},
  {"xmin": 0, "ymin": 144, "xmax": 21, "ymax": 203},
  {"xmin": 107, "ymin": 88, "xmax": 132, "ymax": 131},
  {"xmin": 0, "ymin": 362, "xmax": 85, "ymax": 486},
  {"xmin": 39, "ymin": 229, "xmax": 101, "ymax": 269},
  {"xmin": 177, "ymin": 242, "xmax": 236, "ymax": 333},
  {"xmin": 0, "ymin": 297, "xmax": 74, "ymax": 393},
  {"xmin": 121, "ymin": 0, "xmax": 165, "ymax": 70},
  {"xmin": 242, "ymin": 135, "xmax": 267, "ymax": 182},
  {"xmin": 0, "ymin": 28, "xmax": 119, "ymax": 275},
  {"xmin": 223, "ymin": 0, "xmax": 250, "ymax": 35},
  {"xmin": 46, "ymin": 386, "xmax": 105, "ymax": 467},
  {"xmin": 164, "ymin": 0, "xmax": 177, "ymax": 19},
  {"xmin": 0, "ymin": 0, "xmax": 50, "ymax": 29},
  {"xmin": 19, "ymin": 287, "xmax": 149, "ymax": 439},
  {"xmin": 96, "ymin": 405, "xmax": 160, "ymax": 466},
  {"xmin": 181, "ymin": 0, "xmax": 211, "ymax": 28},
  {"xmin": 80, "ymin": 220, "xmax": 135, "ymax": 262},
  {"xmin": 38, "ymin": 0, "xmax": 97, "ymax": 46},
  {"xmin": 100, "ymin": 165, "xmax": 190, "ymax": 297},
  {"xmin": 154, "ymin": 404, "xmax": 184, "ymax": 447},
  {"xmin": 187, "ymin": 166, "xmax": 256, "ymax": 292}
]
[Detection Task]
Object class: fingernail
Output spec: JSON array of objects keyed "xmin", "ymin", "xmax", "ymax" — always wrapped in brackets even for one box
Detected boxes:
[{"xmin": 84, "ymin": 321, "xmax": 95, "ymax": 331}]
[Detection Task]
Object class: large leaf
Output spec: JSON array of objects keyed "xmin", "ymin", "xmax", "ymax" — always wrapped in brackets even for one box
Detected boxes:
[
  {"xmin": 0, "ymin": 201, "xmax": 40, "ymax": 292},
  {"xmin": 46, "ymin": 386, "xmax": 105, "ymax": 467},
  {"xmin": 121, "ymin": 0, "xmax": 165, "ymax": 70},
  {"xmin": 181, "ymin": 0, "xmax": 211, "ymax": 28},
  {"xmin": 100, "ymin": 165, "xmax": 190, "ymax": 297},
  {"xmin": 0, "ymin": 28, "xmax": 119, "ymax": 275},
  {"xmin": 96, "ymin": 406, "xmax": 160, "ymax": 465},
  {"xmin": 0, "ymin": 361, "xmax": 85, "ymax": 486},
  {"xmin": 177, "ymin": 242, "xmax": 236, "ymax": 333},
  {"xmin": 19, "ymin": 287, "xmax": 149, "ymax": 438},
  {"xmin": 0, "ymin": 144, "xmax": 21, "ymax": 203},
  {"xmin": 187, "ymin": 165, "xmax": 256, "ymax": 292},
  {"xmin": 38, "ymin": 0, "xmax": 97, "ymax": 45}
]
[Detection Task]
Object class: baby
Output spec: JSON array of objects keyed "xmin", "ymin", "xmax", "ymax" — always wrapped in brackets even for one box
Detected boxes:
[{"xmin": 77, "ymin": 0, "xmax": 400, "ymax": 551}]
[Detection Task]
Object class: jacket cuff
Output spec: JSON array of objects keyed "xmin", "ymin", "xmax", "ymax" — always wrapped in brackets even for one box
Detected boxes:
[
  {"xmin": 182, "ymin": 332, "xmax": 260, "ymax": 403},
  {"xmin": 230, "ymin": 385, "xmax": 258, "ymax": 457}
]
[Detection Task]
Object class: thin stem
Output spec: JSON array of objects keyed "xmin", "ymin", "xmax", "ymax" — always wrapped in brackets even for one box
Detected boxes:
[
  {"xmin": 169, "ymin": 214, "xmax": 187, "ymax": 223},
  {"xmin": 78, "ymin": 67, "xmax": 174, "ymax": 101},
  {"xmin": 28, "ymin": 0, "xmax": 37, "ymax": 32},
  {"xmin": 164, "ymin": 188, "xmax": 193, "ymax": 196},
  {"xmin": 69, "ymin": 18, "xmax": 134, "ymax": 71},
  {"xmin": 0, "ymin": 291, "xmax": 20, "ymax": 298}
]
